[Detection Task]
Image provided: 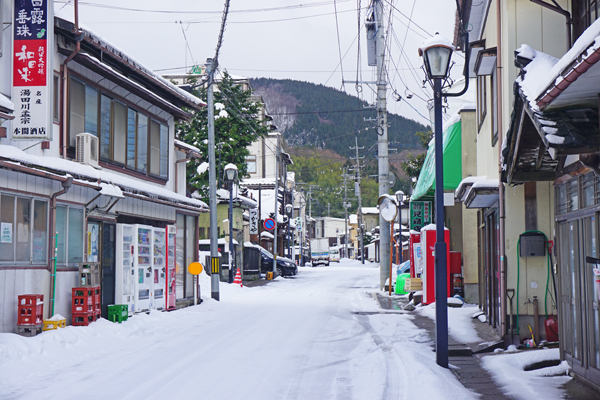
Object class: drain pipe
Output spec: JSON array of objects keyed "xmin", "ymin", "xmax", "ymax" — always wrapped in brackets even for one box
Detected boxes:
[
  {"xmin": 497, "ymin": 0, "xmax": 508, "ymax": 340},
  {"xmin": 529, "ymin": 0, "xmax": 572, "ymax": 48},
  {"xmin": 60, "ymin": 0, "xmax": 82, "ymax": 158},
  {"xmin": 48, "ymin": 176, "xmax": 73, "ymax": 318},
  {"xmin": 533, "ymin": 296, "xmax": 539, "ymax": 344}
]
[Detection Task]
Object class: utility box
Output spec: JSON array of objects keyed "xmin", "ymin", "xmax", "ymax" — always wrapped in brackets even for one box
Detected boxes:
[{"xmin": 519, "ymin": 232, "xmax": 546, "ymax": 257}]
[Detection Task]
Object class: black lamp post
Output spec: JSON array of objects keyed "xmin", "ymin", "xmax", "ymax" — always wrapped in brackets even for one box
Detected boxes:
[
  {"xmin": 285, "ymin": 204, "xmax": 292, "ymax": 258},
  {"xmin": 395, "ymin": 190, "xmax": 405, "ymax": 266},
  {"xmin": 224, "ymin": 163, "xmax": 238, "ymax": 284},
  {"xmin": 419, "ymin": 33, "xmax": 461, "ymax": 369}
]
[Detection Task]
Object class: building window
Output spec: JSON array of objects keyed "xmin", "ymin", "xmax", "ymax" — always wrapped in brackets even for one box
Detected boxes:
[
  {"xmin": 246, "ymin": 156, "xmax": 256, "ymax": 174},
  {"xmin": 53, "ymin": 74, "xmax": 60, "ymax": 123},
  {"xmin": 69, "ymin": 76, "xmax": 168, "ymax": 178},
  {"xmin": 55, "ymin": 205, "xmax": 84, "ymax": 265},
  {"xmin": 491, "ymin": 60, "xmax": 498, "ymax": 146},
  {"xmin": 574, "ymin": 0, "xmax": 600, "ymax": 40},
  {"xmin": 199, "ymin": 227, "xmax": 206, "ymax": 239},
  {"xmin": 0, "ymin": 194, "xmax": 47, "ymax": 264},
  {"xmin": 477, "ymin": 76, "xmax": 486, "ymax": 131}
]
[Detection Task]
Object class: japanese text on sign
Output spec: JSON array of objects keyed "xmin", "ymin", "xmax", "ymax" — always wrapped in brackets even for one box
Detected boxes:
[
  {"xmin": 249, "ymin": 209, "xmax": 259, "ymax": 235},
  {"xmin": 12, "ymin": 0, "xmax": 49, "ymax": 140},
  {"xmin": 410, "ymin": 201, "xmax": 432, "ymax": 231}
]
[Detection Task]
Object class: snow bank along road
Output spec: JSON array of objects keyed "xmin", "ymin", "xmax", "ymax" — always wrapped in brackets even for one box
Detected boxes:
[{"xmin": 0, "ymin": 259, "xmax": 477, "ymax": 400}]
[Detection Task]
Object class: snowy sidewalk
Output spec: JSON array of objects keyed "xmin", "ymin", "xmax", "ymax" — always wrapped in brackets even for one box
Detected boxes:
[{"xmin": 375, "ymin": 293, "xmax": 600, "ymax": 400}]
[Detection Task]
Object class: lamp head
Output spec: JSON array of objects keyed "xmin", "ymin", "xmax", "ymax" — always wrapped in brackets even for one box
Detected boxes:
[
  {"xmin": 419, "ymin": 33, "xmax": 455, "ymax": 80},
  {"xmin": 223, "ymin": 163, "xmax": 238, "ymax": 182}
]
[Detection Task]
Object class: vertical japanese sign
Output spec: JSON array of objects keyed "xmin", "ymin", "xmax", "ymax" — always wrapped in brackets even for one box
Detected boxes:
[
  {"xmin": 249, "ymin": 209, "xmax": 259, "ymax": 235},
  {"xmin": 12, "ymin": 0, "xmax": 50, "ymax": 140},
  {"xmin": 409, "ymin": 201, "xmax": 432, "ymax": 231}
]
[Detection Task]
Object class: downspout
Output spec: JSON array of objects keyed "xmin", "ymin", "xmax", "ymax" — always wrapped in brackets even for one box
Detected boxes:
[
  {"xmin": 60, "ymin": 0, "xmax": 82, "ymax": 158},
  {"xmin": 48, "ymin": 176, "xmax": 73, "ymax": 318},
  {"xmin": 529, "ymin": 0, "xmax": 572, "ymax": 48},
  {"xmin": 497, "ymin": 0, "xmax": 507, "ymax": 339}
]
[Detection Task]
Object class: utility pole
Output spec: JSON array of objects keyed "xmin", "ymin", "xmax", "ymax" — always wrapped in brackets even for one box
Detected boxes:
[
  {"xmin": 342, "ymin": 168, "xmax": 349, "ymax": 259},
  {"xmin": 206, "ymin": 58, "xmax": 220, "ymax": 301},
  {"xmin": 351, "ymin": 137, "xmax": 365, "ymax": 263},
  {"xmin": 374, "ymin": 0, "xmax": 390, "ymax": 289},
  {"xmin": 327, "ymin": 203, "xmax": 330, "ymax": 217},
  {"xmin": 273, "ymin": 141, "xmax": 279, "ymax": 275}
]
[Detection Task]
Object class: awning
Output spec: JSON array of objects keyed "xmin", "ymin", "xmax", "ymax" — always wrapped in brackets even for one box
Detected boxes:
[
  {"xmin": 455, "ymin": 176, "xmax": 487, "ymax": 202},
  {"xmin": 411, "ymin": 120, "xmax": 462, "ymax": 201},
  {"xmin": 464, "ymin": 179, "xmax": 499, "ymax": 209}
]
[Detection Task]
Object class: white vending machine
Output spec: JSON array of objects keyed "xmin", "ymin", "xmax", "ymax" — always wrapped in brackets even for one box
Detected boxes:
[
  {"xmin": 166, "ymin": 225, "xmax": 177, "ymax": 310},
  {"xmin": 115, "ymin": 224, "xmax": 135, "ymax": 315},
  {"xmin": 133, "ymin": 225, "xmax": 153, "ymax": 312},
  {"xmin": 152, "ymin": 227, "xmax": 167, "ymax": 310}
]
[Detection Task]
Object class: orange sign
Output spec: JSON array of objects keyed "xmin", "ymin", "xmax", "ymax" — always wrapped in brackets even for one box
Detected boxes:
[{"xmin": 188, "ymin": 262, "xmax": 204, "ymax": 275}]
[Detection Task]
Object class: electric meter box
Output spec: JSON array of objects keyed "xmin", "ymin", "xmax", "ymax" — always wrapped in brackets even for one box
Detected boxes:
[{"xmin": 519, "ymin": 232, "xmax": 546, "ymax": 257}]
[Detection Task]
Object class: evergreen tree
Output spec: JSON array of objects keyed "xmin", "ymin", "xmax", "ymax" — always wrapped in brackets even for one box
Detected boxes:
[
  {"xmin": 401, "ymin": 130, "xmax": 433, "ymax": 184},
  {"xmin": 176, "ymin": 72, "xmax": 269, "ymax": 197}
]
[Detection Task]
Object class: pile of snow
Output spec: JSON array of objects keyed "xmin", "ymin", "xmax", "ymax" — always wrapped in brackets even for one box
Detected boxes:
[
  {"xmin": 481, "ymin": 348, "xmax": 570, "ymax": 400},
  {"xmin": 418, "ymin": 302, "xmax": 482, "ymax": 344}
]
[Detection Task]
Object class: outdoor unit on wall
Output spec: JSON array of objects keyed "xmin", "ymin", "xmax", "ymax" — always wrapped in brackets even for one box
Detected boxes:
[{"xmin": 76, "ymin": 133, "xmax": 99, "ymax": 167}]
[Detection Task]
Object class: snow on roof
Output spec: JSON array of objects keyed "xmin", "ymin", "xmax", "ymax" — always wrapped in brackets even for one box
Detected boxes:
[
  {"xmin": 216, "ymin": 187, "xmax": 257, "ymax": 208},
  {"xmin": 260, "ymin": 231, "xmax": 274, "ymax": 239},
  {"xmin": 244, "ymin": 242, "xmax": 263, "ymax": 249},
  {"xmin": 518, "ymin": 18, "xmax": 600, "ymax": 109},
  {"xmin": 0, "ymin": 93, "xmax": 14, "ymax": 112},
  {"xmin": 349, "ymin": 214, "xmax": 358, "ymax": 224},
  {"xmin": 198, "ymin": 238, "xmax": 238, "ymax": 245},
  {"xmin": 361, "ymin": 207, "xmax": 379, "ymax": 214},
  {"xmin": 442, "ymin": 111, "xmax": 461, "ymax": 135},
  {"xmin": 174, "ymin": 139, "xmax": 201, "ymax": 154},
  {"xmin": 471, "ymin": 179, "xmax": 499, "ymax": 189},
  {"xmin": 54, "ymin": 7, "xmax": 204, "ymax": 108},
  {"xmin": 99, "ymin": 183, "xmax": 124, "ymax": 198},
  {"xmin": 0, "ymin": 145, "xmax": 207, "ymax": 209},
  {"xmin": 242, "ymin": 177, "xmax": 276, "ymax": 185},
  {"xmin": 455, "ymin": 175, "xmax": 487, "ymax": 198},
  {"xmin": 421, "ymin": 223, "xmax": 448, "ymax": 231},
  {"xmin": 459, "ymin": 103, "xmax": 476, "ymax": 112}
]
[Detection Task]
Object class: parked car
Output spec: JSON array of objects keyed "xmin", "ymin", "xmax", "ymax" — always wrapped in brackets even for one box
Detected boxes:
[
  {"xmin": 260, "ymin": 249, "xmax": 298, "ymax": 277},
  {"xmin": 329, "ymin": 247, "xmax": 340, "ymax": 262},
  {"xmin": 396, "ymin": 260, "xmax": 410, "ymax": 276}
]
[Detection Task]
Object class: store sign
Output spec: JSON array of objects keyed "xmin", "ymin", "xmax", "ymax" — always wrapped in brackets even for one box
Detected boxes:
[
  {"xmin": 409, "ymin": 201, "xmax": 431, "ymax": 231},
  {"xmin": 249, "ymin": 209, "xmax": 259, "ymax": 234},
  {"xmin": 12, "ymin": 0, "xmax": 51, "ymax": 140},
  {"xmin": 296, "ymin": 217, "xmax": 302, "ymax": 232}
]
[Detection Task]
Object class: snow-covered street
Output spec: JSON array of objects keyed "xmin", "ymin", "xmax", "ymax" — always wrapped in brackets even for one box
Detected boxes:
[{"xmin": 1, "ymin": 259, "xmax": 481, "ymax": 400}]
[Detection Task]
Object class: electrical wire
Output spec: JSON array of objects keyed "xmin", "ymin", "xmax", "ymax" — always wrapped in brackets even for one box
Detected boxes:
[{"xmin": 333, "ymin": 0, "xmax": 346, "ymax": 91}]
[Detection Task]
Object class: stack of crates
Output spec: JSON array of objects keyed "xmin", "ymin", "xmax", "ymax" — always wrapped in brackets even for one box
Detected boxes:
[
  {"xmin": 17, "ymin": 294, "xmax": 44, "ymax": 336},
  {"xmin": 71, "ymin": 286, "xmax": 101, "ymax": 326},
  {"xmin": 107, "ymin": 304, "xmax": 128, "ymax": 323}
]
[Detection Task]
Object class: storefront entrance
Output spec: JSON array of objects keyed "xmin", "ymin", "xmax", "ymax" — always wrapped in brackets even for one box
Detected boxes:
[
  {"xmin": 88, "ymin": 221, "xmax": 116, "ymax": 318},
  {"xmin": 557, "ymin": 215, "xmax": 600, "ymax": 386}
]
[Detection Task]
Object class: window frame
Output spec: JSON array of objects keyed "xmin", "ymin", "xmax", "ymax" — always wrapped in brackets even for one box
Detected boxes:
[
  {"xmin": 67, "ymin": 72, "xmax": 170, "ymax": 181},
  {"xmin": 0, "ymin": 193, "xmax": 49, "ymax": 265}
]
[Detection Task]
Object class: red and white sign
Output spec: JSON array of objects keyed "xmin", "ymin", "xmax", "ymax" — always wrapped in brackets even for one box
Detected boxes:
[
  {"xmin": 263, "ymin": 218, "xmax": 276, "ymax": 231},
  {"xmin": 11, "ymin": 0, "xmax": 51, "ymax": 140}
]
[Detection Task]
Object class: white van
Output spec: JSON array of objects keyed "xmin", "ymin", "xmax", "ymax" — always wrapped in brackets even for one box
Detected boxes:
[{"xmin": 329, "ymin": 247, "xmax": 340, "ymax": 262}]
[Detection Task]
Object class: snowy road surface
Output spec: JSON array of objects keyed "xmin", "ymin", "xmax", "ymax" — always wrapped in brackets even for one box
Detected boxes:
[{"xmin": 1, "ymin": 259, "xmax": 477, "ymax": 400}]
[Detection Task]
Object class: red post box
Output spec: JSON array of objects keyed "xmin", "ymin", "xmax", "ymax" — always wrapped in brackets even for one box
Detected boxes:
[{"xmin": 421, "ymin": 227, "xmax": 451, "ymax": 305}]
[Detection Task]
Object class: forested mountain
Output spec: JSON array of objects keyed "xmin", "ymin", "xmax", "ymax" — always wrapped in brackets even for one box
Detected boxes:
[{"xmin": 250, "ymin": 78, "xmax": 428, "ymax": 159}]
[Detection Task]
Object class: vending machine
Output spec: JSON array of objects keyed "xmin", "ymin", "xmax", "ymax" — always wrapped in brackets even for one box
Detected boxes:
[
  {"xmin": 115, "ymin": 224, "xmax": 135, "ymax": 315},
  {"xmin": 133, "ymin": 225, "xmax": 153, "ymax": 312},
  {"xmin": 420, "ymin": 226, "xmax": 451, "ymax": 305},
  {"xmin": 152, "ymin": 227, "xmax": 167, "ymax": 310},
  {"xmin": 165, "ymin": 225, "xmax": 177, "ymax": 310},
  {"xmin": 409, "ymin": 231, "xmax": 422, "ymax": 278}
]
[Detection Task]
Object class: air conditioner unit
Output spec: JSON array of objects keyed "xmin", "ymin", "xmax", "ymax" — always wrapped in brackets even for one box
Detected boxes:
[{"xmin": 76, "ymin": 133, "xmax": 99, "ymax": 167}]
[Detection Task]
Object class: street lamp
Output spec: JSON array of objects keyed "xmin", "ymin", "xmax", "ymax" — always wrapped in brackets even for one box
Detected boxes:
[
  {"xmin": 419, "ymin": 31, "xmax": 469, "ymax": 369},
  {"xmin": 224, "ymin": 163, "xmax": 238, "ymax": 284},
  {"xmin": 285, "ymin": 204, "xmax": 293, "ymax": 258}
]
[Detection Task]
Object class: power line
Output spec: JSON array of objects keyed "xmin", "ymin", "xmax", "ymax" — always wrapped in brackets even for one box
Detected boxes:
[{"xmin": 333, "ymin": 0, "xmax": 346, "ymax": 91}]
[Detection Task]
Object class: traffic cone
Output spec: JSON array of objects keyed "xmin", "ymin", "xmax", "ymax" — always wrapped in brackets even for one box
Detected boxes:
[{"xmin": 233, "ymin": 268, "xmax": 242, "ymax": 287}]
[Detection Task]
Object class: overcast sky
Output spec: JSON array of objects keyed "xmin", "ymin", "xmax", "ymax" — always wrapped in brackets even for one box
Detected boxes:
[{"xmin": 57, "ymin": 0, "xmax": 460, "ymax": 126}]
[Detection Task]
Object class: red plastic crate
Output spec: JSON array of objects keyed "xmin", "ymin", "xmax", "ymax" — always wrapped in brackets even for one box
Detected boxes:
[
  {"xmin": 72, "ymin": 286, "xmax": 101, "ymax": 314},
  {"xmin": 72, "ymin": 312, "xmax": 96, "ymax": 326},
  {"xmin": 17, "ymin": 294, "xmax": 44, "ymax": 326}
]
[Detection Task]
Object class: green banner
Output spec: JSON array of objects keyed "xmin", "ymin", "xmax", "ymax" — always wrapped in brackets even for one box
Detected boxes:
[{"xmin": 410, "ymin": 201, "xmax": 431, "ymax": 231}]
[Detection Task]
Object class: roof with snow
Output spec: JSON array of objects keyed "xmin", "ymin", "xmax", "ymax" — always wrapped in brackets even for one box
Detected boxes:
[
  {"xmin": 0, "ymin": 145, "xmax": 207, "ymax": 210},
  {"xmin": 54, "ymin": 8, "xmax": 204, "ymax": 119},
  {"xmin": 502, "ymin": 21, "xmax": 600, "ymax": 184}
]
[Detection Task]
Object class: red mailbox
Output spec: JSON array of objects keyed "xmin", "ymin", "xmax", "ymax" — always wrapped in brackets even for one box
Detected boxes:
[{"xmin": 421, "ymin": 227, "xmax": 451, "ymax": 305}]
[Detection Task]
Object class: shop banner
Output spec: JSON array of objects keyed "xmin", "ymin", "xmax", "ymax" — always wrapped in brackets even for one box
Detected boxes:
[
  {"xmin": 409, "ymin": 201, "xmax": 431, "ymax": 231},
  {"xmin": 12, "ymin": 0, "xmax": 51, "ymax": 140},
  {"xmin": 249, "ymin": 209, "xmax": 258, "ymax": 234}
]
